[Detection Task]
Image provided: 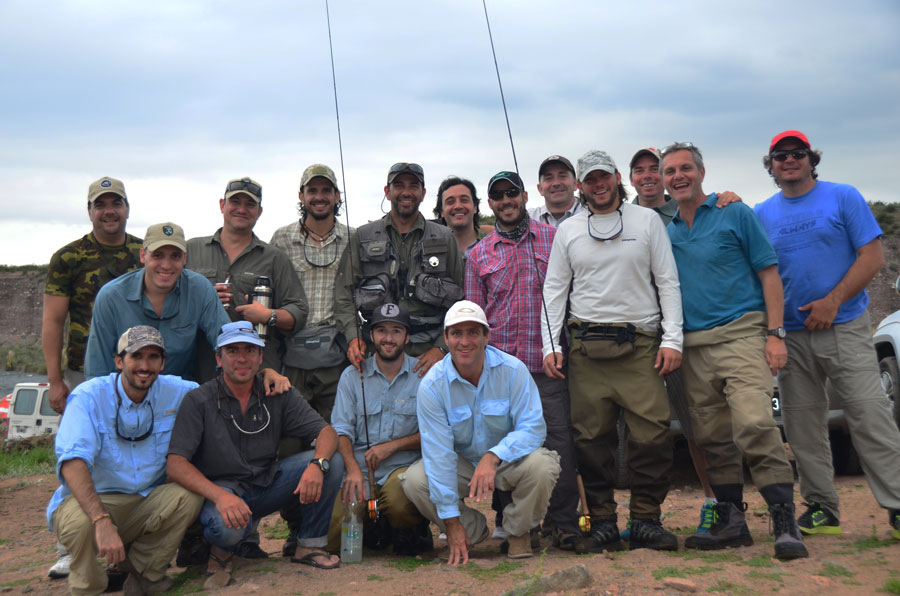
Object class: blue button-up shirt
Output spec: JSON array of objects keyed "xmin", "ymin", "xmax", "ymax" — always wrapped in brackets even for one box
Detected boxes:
[
  {"xmin": 331, "ymin": 355, "xmax": 420, "ymax": 492},
  {"xmin": 46, "ymin": 373, "xmax": 198, "ymax": 528},
  {"xmin": 84, "ymin": 268, "xmax": 230, "ymax": 380},
  {"xmin": 416, "ymin": 345, "xmax": 546, "ymax": 520}
]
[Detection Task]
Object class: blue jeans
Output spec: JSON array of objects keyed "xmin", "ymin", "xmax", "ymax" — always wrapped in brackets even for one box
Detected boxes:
[{"xmin": 200, "ymin": 451, "xmax": 344, "ymax": 550}]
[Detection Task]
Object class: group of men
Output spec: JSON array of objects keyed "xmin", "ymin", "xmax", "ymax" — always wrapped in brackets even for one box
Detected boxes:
[{"xmin": 41, "ymin": 129, "xmax": 900, "ymax": 595}]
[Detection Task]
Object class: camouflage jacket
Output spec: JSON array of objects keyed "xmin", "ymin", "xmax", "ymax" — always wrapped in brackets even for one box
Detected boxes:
[{"xmin": 45, "ymin": 232, "xmax": 143, "ymax": 371}]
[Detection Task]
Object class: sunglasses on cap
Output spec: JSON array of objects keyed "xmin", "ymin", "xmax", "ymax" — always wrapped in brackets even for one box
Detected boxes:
[
  {"xmin": 389, "ymin": 162, "xmax": 424, "ymax": 175},
  {"xmin": 770, "ymin": 149, "xmax": 809, "ymax": 162},
  {"xmin": 226, "ymin": 178, "xmax": 262, "ymax": 199},
  {"xmin": 488, "ymin": 188, "xmax": 521, "ymax": 200}
]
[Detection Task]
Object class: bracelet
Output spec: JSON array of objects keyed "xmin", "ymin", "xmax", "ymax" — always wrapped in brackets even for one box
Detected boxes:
[{"xmin": 91, "ymin": 512, "xmax": 111, "ymax": 525}]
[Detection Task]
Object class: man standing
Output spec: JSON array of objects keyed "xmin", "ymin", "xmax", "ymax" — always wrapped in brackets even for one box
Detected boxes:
[
  {"xmin": 403, "ymin": 300, "xmax": 560, "ymax": 565},
  {"xmin": 432, "ymin": 176, "xmax": 487, "ymax": 258},
  {"xmin": 466, "ymin": 171, "xmax": 580, "ymax": 550},
  {"xmin": 271, "ymin": 164, "xmax": 352, "ymax": 422},
  {"xmin": 334, "ymin": 162, "xmax": 464, "ymax": 377},
  {"xmin": 755, "ymin": 130, "xmax": 900, "ymax": 539},
  {"xmin": 664, "ymin": 142, "xmax": 807, "ymax": 560},
  {"xmin": 528, "ymin": 155, "xmax": 584, "ymax": 228},
  {"xmin": 167, "ymin": 321, "xmax": 343, "ymax": 585},
  {"xmin": 47, "ymin": 326, "xmax": 203, "ymax": 595},
  {"xmin": 328, "ymin": 303, "xmax": 430, "ymax": 555},
  {"xmin": 541, "ymin": 150, "xmax": 682, "ymax": 553},
  {"xmin": 186, "ymin": 176, "xmax": 309, "ymax": 382}
]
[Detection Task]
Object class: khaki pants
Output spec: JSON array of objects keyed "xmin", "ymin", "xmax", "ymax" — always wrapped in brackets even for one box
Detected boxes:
[
  {"xmin": 401, "ymin": 448, "xmax": 560, "ymax": 540},
  {"xmin": 568, "ymin": 330, "xmax": 672, "ymax": 519},
  {"xmin": 325, "ymin": 466, "xmax": 425, "ymax": 552},
  {"xmin": 682, "ymin": 313, "xmax": 793, "ymax": 489},
  {"xmin": 52, "ymin": 483, "xmax": 203, "ymax": 596}
]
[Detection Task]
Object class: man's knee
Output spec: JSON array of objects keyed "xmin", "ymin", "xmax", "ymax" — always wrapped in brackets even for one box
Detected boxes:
[
  {"xmin": 400, "ymin": 460, "xmax": 429, "ymax": 502},
  {"xmin": 514, "ymin": 448, "xmax": 561, "ymax": 488},
  {"xmin": 53, "ymin": 499, "xmax": 93, "ymax": 551}
]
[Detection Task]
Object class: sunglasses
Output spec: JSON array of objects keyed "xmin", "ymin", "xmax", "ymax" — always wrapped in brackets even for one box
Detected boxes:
[
  {"xmin": 389, "ymin": 162, "xmax": 424, "ymax": 175},
  {"xmin": 661, "ymin": 141, "xmax": 699, "ymax": 159},
  {"xmin": 771, "ymin": 150, "xmax": 809, "ymax": 162},
  {"xmin": 226, "ymin": 178, "xmax": 262, "ymax": 199},
  {"xmin": 114, "ymin": 373, "xmax": 154, "ymax": 442},
  {"xmin": 488, "ymin": 188, "xmax": 521, "ymax": 200}
]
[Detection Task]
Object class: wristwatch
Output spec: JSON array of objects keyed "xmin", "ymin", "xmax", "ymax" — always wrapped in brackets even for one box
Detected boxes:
[
  {"xmin": 767, "ymin": 327, "xmax": 787, "ymax": 339},
  {"xmin": 308, "ymin": 457, "xmax": 330, "ymax": 473},
  {"xmin": 266, "ymin": 310, "xmax": 278, "ymax": 328}
]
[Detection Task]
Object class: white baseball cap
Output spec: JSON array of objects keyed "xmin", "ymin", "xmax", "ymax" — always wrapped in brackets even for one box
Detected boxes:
[{"xmin": 444, "ymin": 300, "xmax": 490, "ymax": 330}]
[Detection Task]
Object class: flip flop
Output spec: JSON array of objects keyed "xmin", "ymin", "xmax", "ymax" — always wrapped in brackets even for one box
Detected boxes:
[
  {"xmin": 203, "ymin": 550, "xmax": 234, "ymax": 590},
  {"xmin": 291, "ymin": 550, "xmax": 341, "ymax": 570}
]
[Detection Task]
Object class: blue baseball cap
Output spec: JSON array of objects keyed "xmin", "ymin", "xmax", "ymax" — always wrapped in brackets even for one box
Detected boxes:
[{"xmin": 216, "ymin": 321, "xmax": 265, "ymax": 349}]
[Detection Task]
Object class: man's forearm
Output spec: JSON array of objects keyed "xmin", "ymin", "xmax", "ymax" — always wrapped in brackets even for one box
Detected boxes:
[
  {"xmin": 758, "ymin": 265, "xmax": 786, "ymax": 328},
  {"xmin": 60, "ymin": 459, "xmax": 107, "ymax": 520},
  {"xmin": 166, "ymin": 454, "xmax": 231, "ymax": 503},
  {"xmin": 827, "ymin": 238, "xmax": 884, "ymax": 306},
  {"xmin": 41, "ymin": 295, "xmax": 69, "ymax": 381},
  {"xmin": 379, "ymin": 432, "xmax": 421, "ymax": 454},
  {"xmin": 337, "ymin": 435, "xmax": 361, "ymax": 474},
  {"xmin": 314, "ymin": 425, "xmax": 340, "ymax": 460}
]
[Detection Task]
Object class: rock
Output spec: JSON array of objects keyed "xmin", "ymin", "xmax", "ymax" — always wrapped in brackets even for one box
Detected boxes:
[
  {"xmin": 2, "ymin": 587, "xmax": 14, "ymax": 592},
  {"xmin": 243, "ymin": 582, "xmax": 260, "ymax": 592},
  {"xmin": 662, "ymin": 578, "xmax": 697, "ymax": 593},
  {"xmin": 500, "ymin": 564, "xmax": 592, "ymax": 596}
]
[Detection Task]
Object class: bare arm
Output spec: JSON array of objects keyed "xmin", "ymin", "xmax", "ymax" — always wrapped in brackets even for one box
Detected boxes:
[
  {"xmin": 41, "ymin": 294, "xmax": 70, "ymax": 413},
  {"xmin": 167, "ymin": 454, "xmax": 251, "ymax": 529},
  {"xmin": 60, "ymin": 459, "xmax": 126, "ymax": 564},
  {"xmin": 758, "ymin": 265, "xmax": 788, "ymax": 374},
  {"xmin": 337, "ymin": 435, "xmax": 364, "ymax": 504},
  {"xmin": 364, "ymin": 432, "xmax": 421, "ymax": 471}
]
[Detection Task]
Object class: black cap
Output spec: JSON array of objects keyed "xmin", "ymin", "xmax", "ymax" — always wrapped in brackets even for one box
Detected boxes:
[
  {"xmin": 488, "ymin": 171, "xmax": 525, "ymax": 194},
  {"xmin": 538, "ymin": 155, "xmax": 575, "ymax": 178},
  {"xmin": 368, "ymin": 303, "xmax": 410, "ymax": 329}
]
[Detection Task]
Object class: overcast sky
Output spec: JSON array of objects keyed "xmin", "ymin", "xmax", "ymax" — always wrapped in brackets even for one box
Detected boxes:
[{"xmin": 1, "ymin": 0, "xmax": 898, "ymax": 265}]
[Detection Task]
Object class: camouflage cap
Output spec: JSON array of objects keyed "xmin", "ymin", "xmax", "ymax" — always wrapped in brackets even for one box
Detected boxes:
[
  {"xmin": 387, "ymin": 162, "xmax": 425, "ymax": 185},
  {"xmin": 224, "ymin": 177, "xmax": 262, "ymax": 204},
  {"xmin": 88, "ymin": 177, "xmax": 127, "ymax": 204},
  {"xmin": 368, "ymin": 303, "xmax": 410, "ymax": 330},
  {"xmin": 576, "ymin": 150, "xmax": 618, "ymax": 182},
  {"xmin": 299, "ymin": 164, "xmax": 339, "ymax": 192},
  {"xmin": 143, "ymin": 222, "xmax": 187, "ymax": 253},
  {"xmin": 117, "ymin": 325, "xmax": 166, "ymax": 355},
  {"xmin": 629, "ymin": 148, "xmax": 661, "ymax": 171}
]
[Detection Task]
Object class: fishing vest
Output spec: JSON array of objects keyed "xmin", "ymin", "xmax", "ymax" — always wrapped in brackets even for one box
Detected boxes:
[{"xmin": 354, "ymin": 218, "xmax": 464, "ymax": 343}]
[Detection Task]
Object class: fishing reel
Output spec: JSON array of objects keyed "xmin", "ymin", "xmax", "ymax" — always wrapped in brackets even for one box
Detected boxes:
[
  {"xmin": 578, "ymin": 513, "xmax": 591, "ymax": 534},
  {"xmin": 366, "ymin": 496, "xmax": 380, "ymax": 522}
]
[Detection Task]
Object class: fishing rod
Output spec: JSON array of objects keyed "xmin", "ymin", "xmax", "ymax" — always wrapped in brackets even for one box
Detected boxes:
[{"xmin": 325, "ymin": 0, "xmax": 379, "ymax": 523}]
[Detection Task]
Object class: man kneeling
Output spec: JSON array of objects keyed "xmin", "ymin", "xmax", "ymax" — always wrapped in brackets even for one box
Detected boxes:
[
  {"xmin": 167, "ymin": 321, "xmax": 343, "ymax": 585},
  {"xmin": 402, "ymin": 301, "xmax": 560, "ymax": 565}
]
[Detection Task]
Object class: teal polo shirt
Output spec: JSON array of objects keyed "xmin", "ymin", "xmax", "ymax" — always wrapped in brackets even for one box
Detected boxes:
[{"xmin": 667, "ymin": 193, "xmax": 777, "ymax": 332}]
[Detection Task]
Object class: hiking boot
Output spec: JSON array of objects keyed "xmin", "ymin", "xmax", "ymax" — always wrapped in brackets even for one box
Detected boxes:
[
  {"xmin": 121, "ymin": 559, "xmax": 175, "ymax": 596},
  {"xmin": 684, "ymin": 502, "xmax": 753, "ymax": 550},
  {"xmin": 574, "ymin": 518, "xmax": 624, "ymax": 554},
  {"xmin": 629, "ymin": 518, "xmax": 678, "ymax": 551},
  {"xmin": 499, "ymin": 526, "xmax": 541, "ymax": 554},
  {"xmin": 551, "ymin": 527, "xmax": 579, "ymax": 551},
  {"xmin": 889, "ymin": 509, "xmax": 900, "ymax": 540},
  {"xmin": 507, "ymin": 533, "xmax": 533, "ymax": 559},
  {"xmin": 696, "ymin": 500, "xmax": 716, "ymax": 534},
  {"xmin": 770, "ymin": 503, "xmax": 809, "ymax": 560},
  {"xmin": 797, "ymin": 501, "xmax": 842, "ymax": 535}
]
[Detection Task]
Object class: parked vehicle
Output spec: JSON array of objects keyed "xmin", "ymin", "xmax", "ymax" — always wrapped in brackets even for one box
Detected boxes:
[{"xmin": 6, "ymin": 383, "xmax": 59, "ymax": 440}]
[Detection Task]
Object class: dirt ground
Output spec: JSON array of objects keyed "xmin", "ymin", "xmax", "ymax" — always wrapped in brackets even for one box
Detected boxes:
[{"xmin": 1, "ymin": 464, "xmax": 898, "ymax": 596}]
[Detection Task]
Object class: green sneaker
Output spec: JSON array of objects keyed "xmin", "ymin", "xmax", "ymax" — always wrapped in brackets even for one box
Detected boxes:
[
  {"xmin": 696, "ymin": 500, "xmax": 717, "ymax": 534},
  {"xmin": 797, "ymin": 502, "xmax": 842, "ymax": 535}
]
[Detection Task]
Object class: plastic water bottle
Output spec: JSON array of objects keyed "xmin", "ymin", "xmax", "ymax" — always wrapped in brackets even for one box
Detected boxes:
[{"xmin": 340, "ymin": 502, "xmax": 363, "ymax": 563}]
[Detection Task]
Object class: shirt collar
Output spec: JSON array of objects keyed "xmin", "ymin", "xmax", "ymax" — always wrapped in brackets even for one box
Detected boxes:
[
  {"xmin": 385, "ymin": 212, "xmax": 425, "ymax": 233},
  {"xmin": 365, "ymin": 353, "xmax": 416, "ymax": 380}
]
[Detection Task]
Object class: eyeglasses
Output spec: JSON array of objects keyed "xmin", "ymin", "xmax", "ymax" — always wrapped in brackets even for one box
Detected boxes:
[
  {"xmin": 587, "ymin": 207, "xmax": 624, "ymax": 242},
  {"xmin": 488, "ymin": 188, "xmax": 521, "ymax": 200},
  {"xmin": 226, "ymin": 178, "xmax": 262, "ymax": 199},
  {"xmin": 114, "ymin": 373, "xmax": 154, "ymax": 442},
  {"xmin": 770, "ymin": 149, "xmax": 809, "ymax": 162},
  {"xmin": 389, "ymin": 162, "xmax": 424, "ymax": 175},
  {"xmin": 215, "ymin": 377, "xmax": 271, "ymax": 435}
]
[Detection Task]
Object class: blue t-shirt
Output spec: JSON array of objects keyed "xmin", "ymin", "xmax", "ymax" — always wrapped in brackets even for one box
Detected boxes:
[
  {"xmin": 754, "ymin": 181, "xmax": 882, "ymax": 331},
  {"xmin": 668, "ymin": 193, "xmax": 778, "ymax": 331}
]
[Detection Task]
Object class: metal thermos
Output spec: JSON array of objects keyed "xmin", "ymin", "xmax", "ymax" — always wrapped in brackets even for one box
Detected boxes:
[{"xmin": 250, "ymin": 276, "xmax": 273, "ymax": 341}]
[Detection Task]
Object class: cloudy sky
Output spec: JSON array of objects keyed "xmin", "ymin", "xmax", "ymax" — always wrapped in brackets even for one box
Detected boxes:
[{"xmin": 1, "ymin": 0, "xmax": 898, "ymax": 265}]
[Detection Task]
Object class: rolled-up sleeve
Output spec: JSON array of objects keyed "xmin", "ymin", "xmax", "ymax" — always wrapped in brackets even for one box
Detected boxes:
[
  {"xmin": 54, "ymin": 392, "xmax": 101, "ymax": 480},
  {"xmin": 330, "ymin": 367, "xmax": 358, "ymax": 441}
]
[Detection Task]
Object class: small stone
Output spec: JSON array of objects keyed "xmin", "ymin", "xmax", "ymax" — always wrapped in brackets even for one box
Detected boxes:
[
  {"xmin": 244, "ymin": 583, "xmax": 259, "ymax": 592},
  {"xmin": 2, "ymin": 587, "xmax": 14, "ymax": 593},
  {"xmin": 662, "ymin": 578, "xmax": 697, "ymax": 593}
]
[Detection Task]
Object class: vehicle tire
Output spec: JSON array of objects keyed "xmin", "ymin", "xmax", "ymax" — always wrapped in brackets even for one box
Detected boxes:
[
  {"xmin": 878, "ymin": 356, "xmax": 900, "ymax": 428},
  {"xmin": 830, "ymin": 431, "xmax": 863, "ymax": 476}
]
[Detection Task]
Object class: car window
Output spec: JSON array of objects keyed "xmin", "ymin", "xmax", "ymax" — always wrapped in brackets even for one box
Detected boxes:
[
  {"xmin": 39, "ymin": 392, "xmax": 57, "ymax": 417},
  {"xmin": 13, "ymin": 389, "xmax": 37, "ymax": 415}
]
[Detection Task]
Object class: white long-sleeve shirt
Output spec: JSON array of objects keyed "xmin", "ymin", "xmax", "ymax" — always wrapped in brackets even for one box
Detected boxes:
[{"xmin": 540, "ymin": 202, "xmax": 683, "ymax": 356}]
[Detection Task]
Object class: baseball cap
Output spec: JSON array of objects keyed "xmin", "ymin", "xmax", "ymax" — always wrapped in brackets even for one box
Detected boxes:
[
  {"xmin": 368, "ymin": 303, "xmax": 410, "ymax": 329},
  {"xmin": 538, "ymin": 155, "xmax": 575, "ymax": 178},
  {"xmin": 299, "ymin": 164, "xmax": 339, "ymax": 191},
  {"xmin": 488, "ymin": 171, "xmax": 525, "ymax": 194},
  {"xmin": 576, "ymin": 150, "xmax": 618, "ymax": 182},
  {"xmin": 387, "ymin": 162, "xmax": 425, "ymax": 185},
  {"xmin": 629, "ymin": 148, "xmax": 661, "ymax": 171},
  {"xmin": 117, "ymin": 325, "xmax": 166, "ymax": 355},
  {"xmin": 88, "ymin": 177, "xmax": 127, "ymax": 204},
  {"xmin": 444, "ymin": 300, "xmax": 490, "ymax": 330},
  {"xmin": 224, "ymin": 177, "xmax": 262, "ymax": 204},
  {"xmin": 143, "ymin": 222, "xmax": 187, "ymax": 253},
  {"xmin": 769, "ymin": 130, "xmax": 811, "ymax": 153},
  {"xmin": 216, "ymin": 321, "xmax": 266, "ymax": 350}
]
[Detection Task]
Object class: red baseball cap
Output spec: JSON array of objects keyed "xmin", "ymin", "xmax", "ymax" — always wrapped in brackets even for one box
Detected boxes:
[{"xmin": 769, "ymin": 130, "xmax": 811, "ymax": 153}]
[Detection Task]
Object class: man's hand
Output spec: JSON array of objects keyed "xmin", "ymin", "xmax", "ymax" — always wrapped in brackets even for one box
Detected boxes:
[
  {"xmin": 261, "ymin": 368, "xmax": 290, "ymax": 396},
  {"xmin": 654, "ymin": 347, "xmax": 682, "ymax": 376},
  {"xmin": 94, "ymin": 517, "xmax": 126, "ymax": 565},
  {"xmin": 347, "ymin": 338, "xmax": 366, "ymax": 372},
  {"xmin": 444, "ymin": 518, "xmax": 471, "ymax": 567},
  {"xmin": 542, "ymin": 353, "xmax": 566, "ymax": 379},
  {"xmin": 215, "ymin": 491, "xmax": 252, "ymax": 529},
  {"xmin": 715, "ymin": 191, "xmax": 742, "ymax": 208},
  {"xmin": 413, "ymin": 347, "xmax": 444, "ymax": 377},
  {"xmin": 799, "ymin": 295, "xmax": 841, "ymax": 330},
  {"xmin": 341, "ymin": 465, "xmax": 365, "ymax": 505},
  {"xmin": 234, "ymin": 300, "xmax": 271, "ymax": 326},
  {"xmin": 468, "ymin": 453, "xmax": 500, "ymax": 503},
  {"xmin": 295, "ymin": 464, "xmax": 324, "ymax": 504},
  {"xmin": 48, "ymin": 380, "xmax": 70, "ymax": 414},
  {"xmin": 765, "ymin": 336, "xmax": 788, "ymax": 375},
  {"xmin": 214, "ymin": 283, "xmax": 234, "ymax": 307},
  {"xmin": 364, "ymin": 443, "xmax": 396, "ymax": 471}
]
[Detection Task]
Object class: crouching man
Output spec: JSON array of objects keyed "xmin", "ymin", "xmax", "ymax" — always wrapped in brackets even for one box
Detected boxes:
[
  {"xmin": 167, "ymin": 321, "xmax": 343, "ymax": 587},
  {"xmin": 402, "ymin": 301, "xmax": 560, "ymax": 565},
  {"xmin": 47, "ymin": 326, "xmax": 203, "ymax": 596}
]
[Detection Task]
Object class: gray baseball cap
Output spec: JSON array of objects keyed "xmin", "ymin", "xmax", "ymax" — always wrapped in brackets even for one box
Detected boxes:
[
  {"xmin": 576, "ymin": 150, "xmax": 618, "ymax": 182},
  {"xmin": 117, "ymin": 325, "xmax": 166, "ymax": 355}
]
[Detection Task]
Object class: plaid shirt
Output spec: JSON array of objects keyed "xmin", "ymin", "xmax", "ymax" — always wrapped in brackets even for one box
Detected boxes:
[
  {"xmin": 465, "ymin": 220, "xmax": 556, "ymax": 372},
  {"xmin": 270, "ymin": 220, "xmax": 352, "ymax": 328}
]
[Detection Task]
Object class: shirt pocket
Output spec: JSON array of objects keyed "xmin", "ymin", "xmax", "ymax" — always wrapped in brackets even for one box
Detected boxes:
[
  {"xmin": 362, "ymin": 397, "xmax": 384, "ymax": 440},
  {"xmin": 482, "ymin": 257, "xmax": 510, "ymax": 294},
  {"xmin": 480, "ymin": 399, "xmax": 511, "ymax": 436},
  {"xmin": 192, "ymin": 267, "xmax": 218, "ymax": 285},
  {"xmin": 391, "ymin": 394, "xmax": 418, "ymax": 440},
  {"xmin": 447, "ymin": 405, "xmax": 474, "ymax": 450}
]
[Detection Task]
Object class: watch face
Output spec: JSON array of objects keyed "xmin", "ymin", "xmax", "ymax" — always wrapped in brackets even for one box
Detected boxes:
[
  {"xmin": 769, "ymin": 327, "xmax": 786, "ymax": 339},
  {"xmin": 320, "ymin": 458, "xmax": 330, "ymax": 473}
]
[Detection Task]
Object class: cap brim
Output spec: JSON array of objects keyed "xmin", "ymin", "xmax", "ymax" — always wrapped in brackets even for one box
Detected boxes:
[
  {"xmin": 579, "ymin": 164, "xmax": 616, "ymax": 181},
  {"xmin": 125, "ymin": 341, "xmax": 165, "ymax": 355},
  {"xmin": 143, "ymin": 240, "xmax": 187, "ymax": 253},
  {"xmin": 217, "ymin": 336, "xmax": 266, "ymax": 349},
  {"xmin": 224, "ymin": 190, "xmax": 261, "ymax": 203}
]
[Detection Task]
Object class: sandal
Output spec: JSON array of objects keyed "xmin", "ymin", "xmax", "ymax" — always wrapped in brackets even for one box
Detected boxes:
[
  {"xmin": 203, "ymin": 549, "xmax": 234, "ymax": 590},
  {"xmin": 291, "ymin": 549, "xmax": 341, "ymax": 570}
]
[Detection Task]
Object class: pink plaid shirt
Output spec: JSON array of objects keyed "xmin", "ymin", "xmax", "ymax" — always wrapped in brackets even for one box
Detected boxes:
[{"xmin": 465, "ymin": 220, "xmax": 556, "ymax": 373}]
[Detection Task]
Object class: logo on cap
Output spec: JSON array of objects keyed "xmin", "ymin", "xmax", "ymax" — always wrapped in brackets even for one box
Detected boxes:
[
  {"xmin": 163, "ymin": 225, "xmax": 173, "ymax": 235},
  {"xmin": 101, "ymin": 179, "xmax": 112, "ymax": 188},
  {"xmin": 381, "ymin": 304, "xmax": 397, "ymax": 316}
]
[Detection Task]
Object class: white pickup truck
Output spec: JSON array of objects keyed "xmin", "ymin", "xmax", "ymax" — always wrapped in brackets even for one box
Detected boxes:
[{"xmin": 6, "ymin": 382, "xmax": 60, "ymax": 440}]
